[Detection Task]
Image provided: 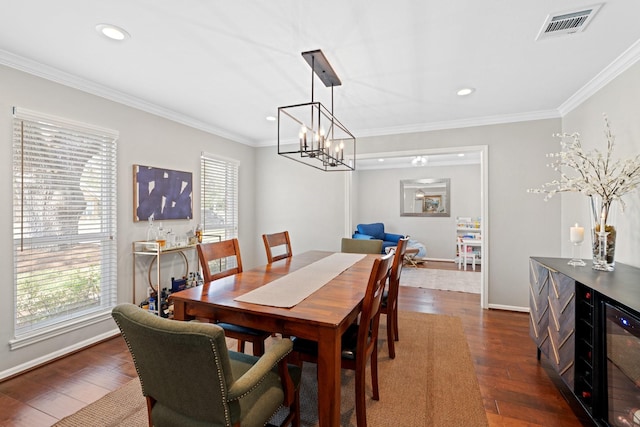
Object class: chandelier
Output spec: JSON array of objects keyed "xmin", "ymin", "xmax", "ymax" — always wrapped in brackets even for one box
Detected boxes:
[
  {"xmin": 278, "ymin": 49, "xmax": 356, "ymax": 171},
  {"xmin": 411, "ymin": 156, "xmax": 427, "ymax": 167}
]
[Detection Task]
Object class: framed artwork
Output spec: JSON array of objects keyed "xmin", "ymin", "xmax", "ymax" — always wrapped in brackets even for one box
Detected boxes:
[
  {"xmin": 133, "ymin": 164, "xmax": 193, "ymax": 222},
  {"xmin": 400, "ymin": 178, "xmax": 450, "ymax": 217},
  {"xmin": 423, "ymin": 195, "xmax": 442, "ymax": 213}
]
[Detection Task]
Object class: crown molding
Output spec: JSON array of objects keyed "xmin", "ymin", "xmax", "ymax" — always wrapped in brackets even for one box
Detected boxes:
[
  {"xmin": 558, "ymin": 39, "xmax": 640, "ymax": 116},
  {"xmin": 254, "ymin": 110, "xmax": 561, "ymax": 147},
  {"xmin": 0, "ymin": 49, "xmax": 252, "ymax": 146},
  {"xmin": 4, "ymin": 40, "xmax": 639, "ymax": 149},
  {"xmin": 355, "ymin": 110, "xmax": 562, "ymax": 139}
]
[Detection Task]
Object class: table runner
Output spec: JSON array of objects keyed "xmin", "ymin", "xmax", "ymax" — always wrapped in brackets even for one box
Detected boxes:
[{"xmin": 234, "ymin": 253, "xmax": 366, "ymax": 308}]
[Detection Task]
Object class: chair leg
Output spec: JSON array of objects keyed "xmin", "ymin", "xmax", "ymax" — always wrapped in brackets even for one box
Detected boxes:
[
  {"xmin": 145, "ymin": 396, "xmax": 156, "ymax": 427},
  {"xmin": 237, "ymin": 339, "xmax": 245, "ymax": 353},
  {"xmin": 291, "ymin": 388, "xmax": 301, "ymax": 427},
  {"xmin": 386, "ymin": 316, "xmax": 396, "ymax": 359},
  {"xmin": 252, "ymin": 339, "xmax": 265, "ymax": 356},
  {"xmin": 279, "ymin": 386, "xmax": 301, "ymax": 427},
  {"xmin": 355, "ymin": 363, "xmax": 368, "ymax": 427},
  {"xmin": 393, "ymin": 308, "xmax": 399, "ymax": 342},
  {"xmin": 371, "ymin": 344, "xmax": 380, "ymax": 401}
]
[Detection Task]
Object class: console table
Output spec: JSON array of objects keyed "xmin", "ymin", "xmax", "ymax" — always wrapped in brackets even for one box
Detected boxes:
[{"xmin": 529, "ymin": 257, "xmax": 640, "ymax": 426}]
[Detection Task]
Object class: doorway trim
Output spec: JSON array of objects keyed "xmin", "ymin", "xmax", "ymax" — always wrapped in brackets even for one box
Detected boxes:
[{"xmin": 345, "ymin": 145, "xmax": 489, "ymax": 308}]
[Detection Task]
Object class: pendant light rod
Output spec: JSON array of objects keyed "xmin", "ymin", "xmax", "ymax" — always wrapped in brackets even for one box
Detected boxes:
[{"xmin": 301, "ymin": 50, "xmax": 342, "ymax": 88}]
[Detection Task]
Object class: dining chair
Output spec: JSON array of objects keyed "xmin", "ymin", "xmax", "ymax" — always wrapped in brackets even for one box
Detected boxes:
[
  {"xmin": 457, "ymin": 237, "xmax": 477, "ymax": 271},
  {"xmin": 197, "ymin": 239, "xmax": 271, "ymax": 356},
  {"xmin": 112, "ymin": 303, "xmax": 301, "ymax": 427},
  {"xmin": 263, "ymin": 231, "xmax": 293, "ymax": 263},
  {"xmin": 381, "ymin": 237, "xmax": 409, "ymax": 359},
  {"xmin": 341, "ymin": 237, "xmax": 383, "ymax": 254},
  {"xmin": 292, "ymin": 251, "xmax": 394, "ymax": 427}
]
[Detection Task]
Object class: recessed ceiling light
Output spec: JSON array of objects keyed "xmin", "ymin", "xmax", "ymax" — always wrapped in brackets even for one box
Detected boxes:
[
  {"xmin": 458, "ymin": 153, "xmax": 465, "ymax": 157},
  {"xmin": 96, "ymin": 24, "xmax": 130, "ymax": 41},
  {"xmin": 265, "ymin": 116, "xmax": 276, "ymax": 122},
  {"xmin": 457, "ymin": 87, "xmax": 475, "ymax": 96},
  {"xmin": 378, "ymin": 158, "xmax": 384, "ymax": 162}
]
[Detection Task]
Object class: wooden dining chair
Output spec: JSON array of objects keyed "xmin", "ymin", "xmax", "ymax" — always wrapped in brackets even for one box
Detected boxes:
[
  {"xmin": 197, "ymin": 239, "xmax": 271, "ymax": 356},
  {"xmin": 292, "ymin": 251, "xmax": 394, "ymax": 427},
  {"xmin": 262, "ymin": 231, "xmax": 293, "ymax": 263},
  {"xmin": 381, "ymin": 237, "xmax": 409, "ymax": 359}
]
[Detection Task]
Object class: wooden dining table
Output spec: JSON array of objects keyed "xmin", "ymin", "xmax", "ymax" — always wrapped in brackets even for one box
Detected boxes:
[{"xmin": 169, "ymin": 250, "xmax": 379, "ymax": 427}]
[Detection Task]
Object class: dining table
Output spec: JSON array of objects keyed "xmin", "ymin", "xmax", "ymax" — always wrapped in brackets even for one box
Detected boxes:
[{"xmin": 169, "ymin": 250, "xmax": 379, "ymax": 427}]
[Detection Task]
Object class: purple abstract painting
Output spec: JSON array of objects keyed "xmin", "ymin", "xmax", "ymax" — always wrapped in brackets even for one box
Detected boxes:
[{"xmin": 133, "ymin": 164, "xmax": 193, "ymax": 221}]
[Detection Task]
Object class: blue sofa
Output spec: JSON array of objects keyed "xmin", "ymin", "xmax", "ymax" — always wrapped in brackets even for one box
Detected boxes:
[{"xmin": 352, "ymin": 223, "xmax": 404, "ymax": 254}]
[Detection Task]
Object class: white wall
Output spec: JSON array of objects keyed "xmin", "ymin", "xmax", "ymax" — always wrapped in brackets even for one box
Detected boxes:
[
  {"xmin": 0, "ymin": 65, "xmax": 257, "ymax": 377},
  {"xmin": 561, "ymin": 62, "xmax": 640, "ymax": 267},
  {"xmin": 253, "ymin": 147, "xmax": 348, "ymax": 260},
  {"xmin": 354, "ymin": 164, "xmax": 481, "ymax": 260}
]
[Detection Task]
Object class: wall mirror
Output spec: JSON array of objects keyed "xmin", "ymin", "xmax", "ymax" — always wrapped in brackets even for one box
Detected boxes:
[{"xmin": 400, "ymin": 178, "xmax": 450, "ymax": 217}]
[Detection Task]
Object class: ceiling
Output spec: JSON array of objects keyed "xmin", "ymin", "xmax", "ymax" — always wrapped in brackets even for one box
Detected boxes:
[{"xmin": 1, "ymin": 1, "xmax": 640, "ymax": 150}]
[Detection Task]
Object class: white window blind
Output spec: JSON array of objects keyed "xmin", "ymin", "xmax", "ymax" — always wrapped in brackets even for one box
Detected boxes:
[
  {"xmin": 200, "ymin": 153, "xmax": 239, "ymax": 242},
  {"xmin": 12, "ymin": 107, "xmax": 118, "ymax": 341}
]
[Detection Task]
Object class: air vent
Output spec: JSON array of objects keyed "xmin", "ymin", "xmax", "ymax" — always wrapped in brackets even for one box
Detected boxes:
[{"xmin": 536, "ymin": 3, "xmax": 603, "ymax": 40}]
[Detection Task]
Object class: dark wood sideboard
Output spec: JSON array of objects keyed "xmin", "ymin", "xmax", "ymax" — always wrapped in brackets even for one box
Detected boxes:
[{"xmin": 529, "ymin": 257, "xmax": 640, "ymax": 426}]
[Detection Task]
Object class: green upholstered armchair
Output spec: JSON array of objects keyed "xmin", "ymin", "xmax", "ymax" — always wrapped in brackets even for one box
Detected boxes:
[
  {"xmin": 341, "ymin": 237, "xmax": 383, "ymax": 254},
  {"xmin": 112, "ymin": 303, "xmax": 301, "ymax": 427}
]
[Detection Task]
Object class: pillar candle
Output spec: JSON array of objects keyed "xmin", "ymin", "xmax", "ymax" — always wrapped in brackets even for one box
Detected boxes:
[{"xmin": 570, "ymin": 223, "xmax": 584, "ymax": 243}]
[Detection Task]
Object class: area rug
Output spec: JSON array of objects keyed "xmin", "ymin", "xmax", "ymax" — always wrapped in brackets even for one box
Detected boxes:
[
  {"xmin": 401, "ymin": 266, "xmax": 481, "ymax": 294},
  {"xmin": 54, "ymin": 312, "xmax": 488, "ymax": 427}
]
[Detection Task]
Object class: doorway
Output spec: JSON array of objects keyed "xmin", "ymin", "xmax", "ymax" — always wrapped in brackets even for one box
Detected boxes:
[{"xmin": 345, "ymin": 145, "xmax": 489, "ymax": 308}]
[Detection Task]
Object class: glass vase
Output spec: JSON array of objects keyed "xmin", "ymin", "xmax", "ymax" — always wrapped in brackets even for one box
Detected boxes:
[{"xmin": 589, "ymin": 195, "xmax": 616, "ymax": 271}]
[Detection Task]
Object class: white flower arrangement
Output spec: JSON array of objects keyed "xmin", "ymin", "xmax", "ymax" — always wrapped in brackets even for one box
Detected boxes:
[{"xmin": 529, "ymin": 114, "xmax": 640, "ymax": 211}]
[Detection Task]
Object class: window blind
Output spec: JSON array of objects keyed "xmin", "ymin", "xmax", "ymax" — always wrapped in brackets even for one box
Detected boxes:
[
  {"xmin": 12, "ymin": 107, "xmax": 118, "ymax": 340},
  {"xmin": 200, "ymin": 153, "xmax": 239, "ymax": 272},
  {"xmin": 200, "ymin": 153, "xmax": 239, "ymax": 241}
]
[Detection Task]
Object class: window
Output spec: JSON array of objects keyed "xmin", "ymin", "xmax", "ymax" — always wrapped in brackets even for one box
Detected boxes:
[
  {"xmin": 11, "ymin": 108, "xmax": 118, "ymax": 346},
  {"xmin": 200, "ymin": 152, "xmax": 239, "ymax": 241},
  {"xmin": 200, "ymin": 153, "xmax": 239, "ymax": 271}
]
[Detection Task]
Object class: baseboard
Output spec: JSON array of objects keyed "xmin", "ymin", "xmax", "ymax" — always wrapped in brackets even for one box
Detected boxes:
[
  {"xmin": 487, "ymin": 303, "xmax": 529, "ymax": 313},
  {"xmin": 0, "ymin": 328, "xmax": 121, "ymax": 381},
  {"xmin": 424, "ymin": 257, "xmax": 456, "ymax": 262}
]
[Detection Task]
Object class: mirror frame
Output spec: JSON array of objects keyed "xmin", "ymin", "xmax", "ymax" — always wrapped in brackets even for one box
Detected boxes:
[{"xmin": 400, "ymin": 178, "xmax": 450, "ymax": 217}]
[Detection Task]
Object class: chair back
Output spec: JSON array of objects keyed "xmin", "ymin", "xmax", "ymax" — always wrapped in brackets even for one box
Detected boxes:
[
  {"xmin": 341, "ymin": 238, "xmax": 383, "ymax": 254},
  {"xmin": 387, "ymin": 237, "xmax": 409, "ymax": 309},
  {"xmin": 112, "ymin": 303, "xmax": 235, "ymax": 425},
  {"xmin": 358, "ymin": 251, "xmax": 394, "ymax": 359},
  {"xmin": 262, "ymin": 231, "xmax": 292, "ymax": 263},
  {"xmin": 197, "ymin": 238, "xmax": 243, "ymax": 282}
]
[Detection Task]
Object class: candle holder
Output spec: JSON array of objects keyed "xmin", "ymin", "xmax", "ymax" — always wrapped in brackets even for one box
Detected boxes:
[
  {"xmin": 568, "ymin": 241, "xmax": 586, "ymax": 266},
  {"xmin": 568, "ymin": 223, "xmax": 585, "ymax": 267},
  {"xmin": 592, "ymin": 230, "xmax": 614, "ymax": 271}
]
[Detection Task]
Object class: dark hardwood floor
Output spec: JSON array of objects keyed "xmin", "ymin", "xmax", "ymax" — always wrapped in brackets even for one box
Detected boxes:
[{"xmin": 0, "ymin": 262, "xmax": 589, "ymax": 426}]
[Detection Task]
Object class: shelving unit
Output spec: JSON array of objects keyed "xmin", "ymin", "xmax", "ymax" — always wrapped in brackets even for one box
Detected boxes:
[
  {"xmin": 132, "ymin": 241, "xmax": 197, "ymax": 316},
  {"xmin": 456, "ymin": 217, "xmax": 481, "ymax": 266}
]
